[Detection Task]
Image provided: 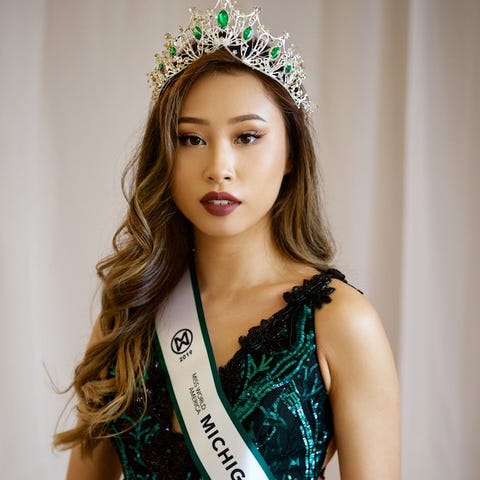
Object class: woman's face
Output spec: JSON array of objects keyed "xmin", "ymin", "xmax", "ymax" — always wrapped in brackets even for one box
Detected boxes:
[{"xmin": 172, "ymin": 70, "xmax": 289, "ymax": 242}]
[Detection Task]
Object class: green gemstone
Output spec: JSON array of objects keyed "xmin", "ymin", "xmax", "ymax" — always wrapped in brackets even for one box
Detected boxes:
[
  {"xmin": 270, "ymin": 46, "xmax": 281, "ymax": 59},
  {"xmin": 243, "ymin": 26, "xmax": 253, "ymax": 40},
  {"xmin": 169, "ymin": 46, "xmax": 176, "ymax": 55},
  {"xmin": 285, "ymin": 64, "xmax": 292, "ymax": 73},
  {"xmin": 193, "ymin": 26, "xmax": 202, "ymax": 40},
  {"xmin": 158, "ymin": 63, "xmax": 165, "ymax": 71},
  {"xmin": 217, "ymin": 9, "xmax": 229, "ymax": 28}
]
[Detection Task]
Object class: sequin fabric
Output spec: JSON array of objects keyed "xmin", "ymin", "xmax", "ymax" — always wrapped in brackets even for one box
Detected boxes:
[{"xmin": 109, "ymin": 269, "xmax": 349, "ymax": 479}]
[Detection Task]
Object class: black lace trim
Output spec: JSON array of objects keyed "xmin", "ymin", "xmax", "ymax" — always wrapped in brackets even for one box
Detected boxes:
[
  {"xmin": 283, "ymin": 268, "xmax": 347, "ymax": 307},
  {"xmin": 226, "ymin": 268, "xmax": 348, "ymax": 354},
  {"xmin": 219, "ymin": 268, "xmax": 349, "ymax": 403}
]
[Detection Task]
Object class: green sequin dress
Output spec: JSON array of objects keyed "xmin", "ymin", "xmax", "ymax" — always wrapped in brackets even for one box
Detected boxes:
[{"xmin": 109, "ymin": 269, "xmax": 349, "ymax": 479}]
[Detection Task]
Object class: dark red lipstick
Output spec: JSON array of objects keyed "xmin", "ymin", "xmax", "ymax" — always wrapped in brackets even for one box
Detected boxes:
[{"xmin": 200, "ymin": 191, "xmax": 241, "ymax": 217}]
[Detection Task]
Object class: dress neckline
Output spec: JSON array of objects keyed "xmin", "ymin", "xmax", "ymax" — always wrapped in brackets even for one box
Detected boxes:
[{"xmin": 191, "ymin": 268, "xmax": 346, "ymax": 371}]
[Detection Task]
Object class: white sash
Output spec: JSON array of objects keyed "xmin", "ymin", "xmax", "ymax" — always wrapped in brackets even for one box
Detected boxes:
[{"xmin": 155, "ymin": 268, "xmax": 274, "ymax": 480}]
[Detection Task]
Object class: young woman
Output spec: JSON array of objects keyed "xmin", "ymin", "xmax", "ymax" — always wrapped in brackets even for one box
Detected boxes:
[{"xmin": 55, "ymin": 1, "xmax": 400, "ymax": 479}]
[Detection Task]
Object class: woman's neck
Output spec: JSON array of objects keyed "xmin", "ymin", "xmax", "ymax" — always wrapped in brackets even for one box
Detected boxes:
[{"xmin": 193, "ymin": 228, "xmax": 292, "ymax": 296}]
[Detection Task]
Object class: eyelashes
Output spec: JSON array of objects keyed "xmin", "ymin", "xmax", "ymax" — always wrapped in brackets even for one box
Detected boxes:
[
  {"xmin": 236, "ymin": 132, "xmax": 262, "ymax": 145},
  {"xmin": 178, "ymin": 131, "xmax": 264, "ymax": 147},
  {"xmin": 178, "ymin": 134, "xmax": 205, "ymax": 146}
]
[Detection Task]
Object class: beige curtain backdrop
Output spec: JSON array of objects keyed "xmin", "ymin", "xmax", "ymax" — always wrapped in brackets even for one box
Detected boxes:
[{"xmin": 1, "ymin": 0, "xmax": 478, "ymax": 478}]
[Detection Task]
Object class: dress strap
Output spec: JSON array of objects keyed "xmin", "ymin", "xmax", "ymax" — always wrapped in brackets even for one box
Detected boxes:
[{"xmin": 283, "ymin": 268, "xmax": 360, "ymax": 310}]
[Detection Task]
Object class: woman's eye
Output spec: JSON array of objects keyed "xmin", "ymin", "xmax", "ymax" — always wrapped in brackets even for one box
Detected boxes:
[
  {"xmin": 236, "ymin": 133, "xmax": 262, "ymax": 145},
  {"xmin": 178, "ymin": 134, "xmax": 205, "ymax": 146}
]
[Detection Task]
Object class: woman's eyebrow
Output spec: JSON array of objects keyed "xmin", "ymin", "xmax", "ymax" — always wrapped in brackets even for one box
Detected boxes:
[
  {"xmin": 228, "ymin": 113, "xmax": 267, "ymax": 124},
  {"xmin": 178, "ymin": 116, "xmax": 209, "ymax": 125},
  {"xmin": 178, "ymin": 113, "xmax": 267, "ymax": 125}
]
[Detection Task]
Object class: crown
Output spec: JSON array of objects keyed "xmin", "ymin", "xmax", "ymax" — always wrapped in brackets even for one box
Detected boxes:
[{"xmin": 149, "ymin": 0, "xmax": 313, "ymax": 114}]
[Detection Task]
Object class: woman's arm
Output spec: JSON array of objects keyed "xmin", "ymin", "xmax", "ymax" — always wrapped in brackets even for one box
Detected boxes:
[
  {"xmin": 316, "ymin": 280, "xmax": 401, "ymax": 480},
  {"xmin": 66, "ymin": 440, "xmax": 122, "ymax": 480}
]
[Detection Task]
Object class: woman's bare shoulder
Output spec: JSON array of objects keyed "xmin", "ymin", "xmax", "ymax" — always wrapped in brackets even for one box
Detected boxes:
[{"xmin": 314, "ymin": 277, "xmax": 386, "ymax": 357}]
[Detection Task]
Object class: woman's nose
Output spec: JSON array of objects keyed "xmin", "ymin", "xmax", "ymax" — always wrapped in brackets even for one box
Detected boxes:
[{"xmin": 204, "ymin": 143, "xmax": 235, "ymax": 184}]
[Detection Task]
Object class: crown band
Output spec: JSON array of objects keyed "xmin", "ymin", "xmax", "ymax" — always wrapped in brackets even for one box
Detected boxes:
[{"xmin": 148, "ymin": 0, "xmax": 313, "ymax": 114}]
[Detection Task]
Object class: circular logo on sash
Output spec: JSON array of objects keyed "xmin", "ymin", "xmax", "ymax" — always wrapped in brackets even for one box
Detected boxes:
[{"xmin": 171, "ymin": 328, "xmax": 193, "ymax": 354}]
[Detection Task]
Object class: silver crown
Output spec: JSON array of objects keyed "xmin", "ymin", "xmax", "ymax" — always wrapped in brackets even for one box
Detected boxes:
[{"xmin": 149, "ymin": 0, "xmax": 313, "ymax": 114}]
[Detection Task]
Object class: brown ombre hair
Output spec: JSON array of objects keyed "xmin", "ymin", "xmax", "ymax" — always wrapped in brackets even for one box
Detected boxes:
[{"xmin": 54, "ymin": 48, "xmax": 334, "ymax": 454}]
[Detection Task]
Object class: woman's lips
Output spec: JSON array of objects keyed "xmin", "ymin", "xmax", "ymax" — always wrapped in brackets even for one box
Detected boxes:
[{"xmin": 200, "ymin": 191, "xmax": 241, "ymax": 217}]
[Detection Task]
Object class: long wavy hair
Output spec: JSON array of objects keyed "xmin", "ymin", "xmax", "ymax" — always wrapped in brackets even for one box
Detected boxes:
[{"xmin": 54, "ymin": 48, "xmax": 335, "ymax": 455}]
